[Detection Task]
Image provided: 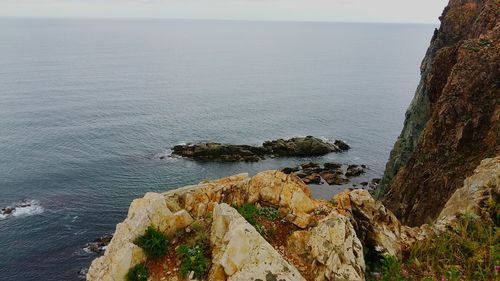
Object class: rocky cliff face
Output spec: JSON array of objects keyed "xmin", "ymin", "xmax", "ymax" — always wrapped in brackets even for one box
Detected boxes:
[
  {"xmin": 87, "ymin": 157, "xmax": 499, "ymax": 280},
  {"xmin": 382, "ymin": 0, "xmax": 499, "ymax": 226}
]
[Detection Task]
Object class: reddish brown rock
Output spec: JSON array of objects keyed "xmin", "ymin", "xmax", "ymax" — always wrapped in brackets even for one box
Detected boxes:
[{"xmin": 382, "ymin": 0, "xmax": 500, "ymax": 226}]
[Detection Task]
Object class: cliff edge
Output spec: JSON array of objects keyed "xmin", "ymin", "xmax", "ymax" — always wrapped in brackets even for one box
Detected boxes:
[
  {"xmin": 87, "ymin": 157, "xmax": 499, "ymax": 281},
  {"xmin": 382, "ymin": 0, "xmax": 499, "ymax": 226}
]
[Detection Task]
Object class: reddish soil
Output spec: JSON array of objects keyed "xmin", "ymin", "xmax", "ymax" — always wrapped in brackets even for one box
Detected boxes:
[{"xmin": 257, "ymin": 217, "xmax": 315, "ymax": 281}]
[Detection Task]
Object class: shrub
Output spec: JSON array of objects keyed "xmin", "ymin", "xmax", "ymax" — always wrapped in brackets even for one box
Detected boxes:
[
  {"xmin": 177, "ymin": 237, "xmax": 210, "ymax": 279},
  {"xmin": 408, "ymin": 213, "xmax": 499, "ymax": 281},
  {"xmin": 366, "ymin": 254, "xmax": 409, "ymax": 281},
  {"xmin": 234, "ymin": 203, "xmax": 258, "ymax": 225},
  {"xmin": 368, "ymin": 212, "xmax": 499, "ymax": 281},
  {"xmin": 134, "ymin": 226, "xmax": 169, "ymax": 259},
  {"xmin": 126, "ymin": 263, "xmax": 149, "ymax": 281},
  {"xmin": 257, "ymin": 206, "xmax": 279, "ymax": 221}
]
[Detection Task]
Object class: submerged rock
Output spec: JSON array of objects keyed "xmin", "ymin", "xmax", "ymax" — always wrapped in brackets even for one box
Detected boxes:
[
  {"xmin": 301, "ymin": 173, "xmax": 322, "ymax": 185},
  {"xmin": 320, "ymin": 170, "xmax": 349, "ymax": 185},
  {"xmin": 283, "ymin": 161, "xmax": 369, "ymax": 186},
  {"xmin": 334, "ymin": 140, "xmax": 350, "ymax": 151},
  {"xmin": 1, "ymin": 207, "xmax": 14, "ymax": 215},
  {"xmin": 324, "ymin": 162, "xmax": 342, "ymax": 169},
  {"xmin": 281, "ymin": 166, "xmax": 300, "ymax": 174},
  {"xmin": 171, "ymin": 136, "xmax": 350, "ymax": 162},
  {"xmin": 345, "ymin": 165, "xmax": 367, "ymax": 177}
]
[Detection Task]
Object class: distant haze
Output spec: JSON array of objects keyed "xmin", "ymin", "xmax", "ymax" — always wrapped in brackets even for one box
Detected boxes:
[{"xmin": 1, "ymin": 0, "xmax": 448, "ymax": 24}]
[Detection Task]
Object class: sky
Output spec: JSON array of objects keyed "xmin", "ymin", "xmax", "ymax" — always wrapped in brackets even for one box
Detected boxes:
[{"xmin": 0, "ymin": 0, "xmax": 449, "ymax": 24}]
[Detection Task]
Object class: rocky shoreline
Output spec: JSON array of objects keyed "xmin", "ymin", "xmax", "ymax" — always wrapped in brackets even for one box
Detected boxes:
[
  {"xmin": 170, "ymin": 136, "xmax": 350, "ymax": 162},
  {"xmin": 86, "ymin": 157, "xmax": 499, "ymax": 281}
]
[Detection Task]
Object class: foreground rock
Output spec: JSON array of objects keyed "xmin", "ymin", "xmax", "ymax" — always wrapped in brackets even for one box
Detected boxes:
[
  {"xmin": 210, "ymin": 203, "xmax": 305, "ymax": 281},
  {"xmin": 171, "ymin": 136, "xmax": 349, "ymax": 162},
  {"xmin": 88, "ymin": 157, "xmax": 498, "ymax": 280}
]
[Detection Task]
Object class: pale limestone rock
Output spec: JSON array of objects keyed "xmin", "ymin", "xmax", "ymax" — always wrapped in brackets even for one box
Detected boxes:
[
  {"xmin": 438, "ymin": 156, "xmax": 499, "ymax": 223},
  {"xmin": 336, "ymin": 189, "xmax": 402, "ymax": 258},
  {"xmin": 248, "ymin": 170, "xmax": 318, "ymax": 228},
  {"xmin": 211, "ymin": 203, "xmax": 305, "ymax": 281},
  {"xmin": 308, "ymin": 212, "xmax": 365, "ymax": 281},
  {"xmin": 163, "ymin": 173, "xmax": 250, "ymax": 219},
  {"xmin": 402, "ymin": 157, "xmax": 500, "ymax": 245},
  {"xmin": 87, "ymin": 192, "xmax": 194, "ymax": 281},
  {"xmin": 286, "ymin": 231, "xmax": 312, "ymax": 259}
]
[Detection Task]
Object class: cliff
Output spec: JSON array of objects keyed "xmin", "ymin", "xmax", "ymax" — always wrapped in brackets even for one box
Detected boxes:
[
  {"xmin": 382, "ymin": 0, "xmax": 499, "ymax": 226},
  {"xmin": 86, "ymin": 1, "xmax": 500, "ymax": 279},
  {"xmin": 87, "ymin": 157, "xmax": 499, "ymax": 281}
]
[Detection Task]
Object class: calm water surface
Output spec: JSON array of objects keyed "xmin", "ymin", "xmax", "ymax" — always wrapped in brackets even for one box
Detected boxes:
[{"xmin": 0, "ymin": 18, "xmax": 434, "ymax": 280}]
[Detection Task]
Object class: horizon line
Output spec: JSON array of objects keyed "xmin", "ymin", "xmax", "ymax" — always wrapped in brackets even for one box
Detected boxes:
[{"xmin": 0, "ymin": 15, "xmax": 439, "ymax": 26}]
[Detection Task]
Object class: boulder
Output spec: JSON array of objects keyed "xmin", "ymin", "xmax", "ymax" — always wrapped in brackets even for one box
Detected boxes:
[
  {"xmin": 302, "ymin": 173, "xmax": 322, "ymax": 185},
  {"xmin": 281, "ymin": 166, "xmax": 300, "ymax": 174},
  {"xmin": 437, "ymin": 156, "xmax": 499, "ymax": 227},
  {"xmin": 87, "ymin": 192, "xmax": 195, "ymax": 281},
  {"xmin": 334, "ymin": 140, "xmax": 351, "ymax": 151},
  {"xmin": 1, "ymin": 207, "xmax": 14, "ymax": 215},
  {"xmin": 323, "ymin": 162, "xmax": 342, "ymax": 169},
  {"xmin": 248, "ymin": 171, "xmax": 317, "ymax": 228},
  {"xmin": 308, "ymin": 212, "xmax": 365, "ymax": 281},
  {"xmin": 345, "ymin": 165, "xmax": 366, "ymax": 177},
  {"xmin": 210, "ymin": 203, "xmax": 306, "ymax": 281},
  {"xmin": 84, "ymin": 234, "xmax": 113, "ymax": 254},
  {"xmin": 335, "ymin": 190, "xmax": 402, "ymax": 258},
  {"xmin": 320, "ymin": 171, "xmax": 349, "ymax": 186},
  {"xmin": 263, "ymin": 136, "xmax": 342, "ymax": 157}
]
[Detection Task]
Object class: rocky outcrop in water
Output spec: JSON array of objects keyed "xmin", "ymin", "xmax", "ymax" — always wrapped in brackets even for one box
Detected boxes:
[
  {"xmin": 281, "ymin": 162, "xmax": 367, "ymax": 186},
  {"xmin": 87, "ymin": 157, "xmax": 499, "ymax": 280},
  {"xmin": 381, "ymin": 0, "xmax": 499, "ymax": 226},
  {"xmin": 171, "ymin": 136, "xmax": 349, "ymax": 162}
]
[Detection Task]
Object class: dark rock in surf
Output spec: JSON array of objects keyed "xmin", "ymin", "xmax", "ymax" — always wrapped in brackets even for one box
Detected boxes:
[
  {"xmin": 345, "ymin": 165, "xmax": 367, "ymax": 177},
  {"xmin": 84, "ymin": 234, "xmax": 113, "ymax": 255},
  {"xmin": 334, "ymin": 140, "xmax": 351, "ymax": 151}
]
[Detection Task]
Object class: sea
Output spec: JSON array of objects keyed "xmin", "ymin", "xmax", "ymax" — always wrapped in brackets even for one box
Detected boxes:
[{"xmin": 0, "ymin": 18, "xmax": 434, "ymax": 280}]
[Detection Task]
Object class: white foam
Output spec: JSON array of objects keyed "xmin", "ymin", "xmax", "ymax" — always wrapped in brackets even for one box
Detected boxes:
[{"xmin": 1, "ymin": 199, "xmax": 44, "ymax": 220}]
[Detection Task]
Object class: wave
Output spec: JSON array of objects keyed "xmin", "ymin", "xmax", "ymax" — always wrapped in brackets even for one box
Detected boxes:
[{"xmin": 0, "ymin": 199, "xmax": 44, "ymax": 220}]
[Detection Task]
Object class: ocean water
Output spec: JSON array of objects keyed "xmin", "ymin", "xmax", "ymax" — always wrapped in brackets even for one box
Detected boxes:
[{"xmin": 0, "ymin": 18, "xmax": 434, "ymax": 280}]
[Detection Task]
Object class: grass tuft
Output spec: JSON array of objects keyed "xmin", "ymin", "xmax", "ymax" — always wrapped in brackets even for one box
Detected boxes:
[
  {"xmin": 134, "ymin": 226, "xmax": 169, "ymax": 259},
  {"xmin": 367, "ymin": 209, "xmax": 500, "ymax": 281},
  {"xmin": 177, "ymin": 234, "xmax": 211, "ymax": 279},
  {"xmin": 125, "ymin": 263, "xmax": 149, "ymax": 281}
]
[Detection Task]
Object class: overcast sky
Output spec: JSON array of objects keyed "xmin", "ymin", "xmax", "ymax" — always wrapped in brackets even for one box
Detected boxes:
[{"xmin": 1, "ymin": 0, "xmax": 448, "ymax": 24}]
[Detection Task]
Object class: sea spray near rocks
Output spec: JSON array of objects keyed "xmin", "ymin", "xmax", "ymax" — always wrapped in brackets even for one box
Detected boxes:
[{"xmin": 0, "ymin": 199, "xmax": 44, "ymax": 220}]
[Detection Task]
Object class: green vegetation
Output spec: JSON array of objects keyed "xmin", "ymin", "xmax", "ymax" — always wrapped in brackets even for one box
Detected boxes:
[
  {"xmin": 257, "ymin": 206, "xmax": 279, "ymax": 221},
  {"xmin": 177, "ymin": 235, "xmax": 211, "ymax": 279},
  {"xmin": 328, "ymin": 197, "xmax": 337, "ymax": 206},
  {"xmin": 234, "ymin": 203, "xmax": 259, "ymax": 225},
  {"xmin": 134, "ymin": 226, "xmax": 169, "ymax": 259},
  {"xmin": 367, "ymin": 212, "xmax": 500, "ymax": 281},
  {"xmin": 125, "ymin": 263, "xmax": 149, "ymax": 281},
  {"xmin": 233, "ymin": 203, "xmax": 280, "ymax": 237}
]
